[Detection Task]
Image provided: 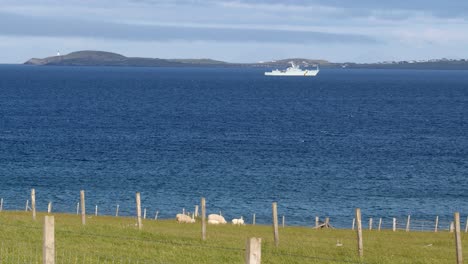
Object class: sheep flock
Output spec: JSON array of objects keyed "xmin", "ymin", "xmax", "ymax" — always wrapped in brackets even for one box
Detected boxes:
[{"xmin": 175, "ymin": 212, "xmax": 245, "ymax": 225}]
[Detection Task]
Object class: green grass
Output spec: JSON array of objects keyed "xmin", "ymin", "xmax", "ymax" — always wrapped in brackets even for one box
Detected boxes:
[{"xmin": 0, "ymin": 211, "xmax": 464, "ymax": 263}]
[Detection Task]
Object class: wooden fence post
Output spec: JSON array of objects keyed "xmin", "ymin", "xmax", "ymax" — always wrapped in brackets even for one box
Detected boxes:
[
  {"xmin": 155, "ymin": 211, "xmax": 159, "ymax": 220},
  {"xmin": 253, "ymin": 213, "xmax": 256, "ymax": 225},
  {"xmin": 95, "ymin": 205, "xmax": 98, "ymax": 216},
  {"xmin": 144, "ymin": 208, "xmax": 147, "ymax": 219},
  {"xmin": 115, "ymin": 204, "xmax": 119, "ymax": 217},
  {"xmin": 76, "ymin": 202, "xmax": 79, "ymax": 215},
  {"xmin": 378, "ymin": 218, "xmax": 382, "ymax": 231},
  {"xmin": 201, "ymin": 197, "xmax": 206, "ymax": 241},
  {"xmin": 355, "ymin": 208, "xmax": 363, "ymax": 258},
  {"xmin": 393, "ymin": 218, "xmax": 396, "ymax": 232},
  {"xmin": 195, "ymin": 205, "xmax": 199, "ymax": 218},
  {"xmin": 352, "ymin": 218, "xmax": 355, "ymax": 230},
  {"xmin": 315, "ymin": 216, "xmax": 319, "ymax": 228},
  {"xmin": 245, "ymin": 237, "xmax": 262, "ymax": 264},
  {"xmin": 450, "ymin": 222, "xmax": 455, "ymax": 233},
  {"xmin": 31, "ymin": 189, "xmax": 36, "ymax": 221},
  {"xmin": 136, "ymin": 192, "xmax": 142, "ymax": 230},
  {"xmin": 325, "ymin": 217, "xmax": 330, "ymax": 227},
  {"xmin": 43, "ymin": 215, "xmax": 55, "ymax": 264},
  {"xmin": 272, "ymin": 202, "xmax": 279, "ymax": 247},
  {"xmin": 369, "ymin": 218, "xmax": 373, "ymax": 230},
  {"xmin": 435, "ymin": 216, "xmax": 439, "ymax": 232},
  {"xmin": 406, "ymin": 215, "xmax": 411, "ymax": 232},
  {"xmin": 47, "ymin": 202, "xmax": 52, "ymax": 214},
  {"xmin": 465, "ymin": 217, "xmax": 468, "ymax": 233},
  {"xmin": 80, "ymin": 190, "xmax": 86, "ymax": 225},
  {"xmin": 454, "ymin": 212, "xmax": 463, "ymax": 264},
  {"xmin": 25, "ymin": 200, "xmax": 29, "ymax": 211},
  {"xmin": 0, "ymin": 198, "xmax": 3, "ymax": 212},
  {"xmin": 282, "ymin": 215, "xmax": 285, "ymax": 228}
]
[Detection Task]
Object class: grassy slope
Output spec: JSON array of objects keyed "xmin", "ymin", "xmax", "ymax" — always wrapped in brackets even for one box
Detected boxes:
[{"xmin": 0, "ymin": 211, "xmax": 464, "ymax": 263}]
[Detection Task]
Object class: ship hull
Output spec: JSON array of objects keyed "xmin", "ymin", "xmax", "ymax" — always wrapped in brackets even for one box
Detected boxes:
[{"xmin": 264, "ymin": 70, "xmax": 319, "ymax": 76}]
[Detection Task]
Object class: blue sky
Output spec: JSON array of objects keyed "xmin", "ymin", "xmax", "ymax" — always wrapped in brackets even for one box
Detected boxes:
[{"xmin": 1, "ymin": 0, "xmax": 468, "ymax": 63}]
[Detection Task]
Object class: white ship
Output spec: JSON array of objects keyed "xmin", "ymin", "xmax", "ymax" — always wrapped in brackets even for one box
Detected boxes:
[{"xmin": 265, "ymin": 62, "xmax": 320, "ymax": 76}]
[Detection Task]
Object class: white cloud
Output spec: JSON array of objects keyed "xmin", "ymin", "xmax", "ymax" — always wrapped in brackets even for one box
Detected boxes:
[
  {"xmin": 1, "ymin": 0, "xmax": 468, "ymax": 62},
  {"xmin": 394, "ymin": 27, "xmax": 468, "ymax": 46},
  {"xmin": 217, "ymin": 1, "xmax": 342, "ymax": 14}
]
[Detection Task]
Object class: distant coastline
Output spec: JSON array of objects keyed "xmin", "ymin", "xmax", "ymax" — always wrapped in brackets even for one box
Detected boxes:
[{"xmin": 24, "ymin": 50, "xmax": 468, "ymax": 70}]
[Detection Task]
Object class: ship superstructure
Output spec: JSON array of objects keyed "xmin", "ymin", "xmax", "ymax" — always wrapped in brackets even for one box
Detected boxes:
[{"xmin": 265, "ymin": 62, "xmax": 319, "ymax": 76}]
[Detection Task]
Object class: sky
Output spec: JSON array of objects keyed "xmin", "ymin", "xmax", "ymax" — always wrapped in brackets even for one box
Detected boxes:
[{"xmin": 1, "ymin": 0, "xmax": 468, "ymax": 63}]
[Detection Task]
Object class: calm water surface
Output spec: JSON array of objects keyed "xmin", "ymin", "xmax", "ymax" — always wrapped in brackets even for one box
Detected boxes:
[{"xmin": 0, "ymin": 65, "xmax": 467, "ymax": 227}]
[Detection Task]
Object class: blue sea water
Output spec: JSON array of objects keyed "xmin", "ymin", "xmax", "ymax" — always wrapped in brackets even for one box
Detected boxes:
[{"xmin": 0, "ymin": 65, "xmax": 467, "ymax": 227}]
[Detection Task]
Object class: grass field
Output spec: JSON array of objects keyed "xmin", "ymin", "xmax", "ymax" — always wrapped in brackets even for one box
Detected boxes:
[{"xmin": 0, "ymin": 211, "xmax": 464, "ymax": 263}]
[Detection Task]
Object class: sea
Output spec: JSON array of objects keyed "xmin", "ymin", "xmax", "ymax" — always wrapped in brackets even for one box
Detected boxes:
[{"xmin": 0, "ymin": 65, "xmax": 467, "ymax": 228}]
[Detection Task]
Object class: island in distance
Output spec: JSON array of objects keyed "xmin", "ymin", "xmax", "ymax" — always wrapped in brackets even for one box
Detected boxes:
[
  {"xmin": 24, "ymin": 50, "xmax": 328, "ymax": 68},
  {"xmin": 25, "ymin": 50, "xmax": 468, "ymax": 70}
]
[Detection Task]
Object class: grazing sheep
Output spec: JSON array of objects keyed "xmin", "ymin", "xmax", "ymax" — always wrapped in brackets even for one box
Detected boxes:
[
  {"xmin": 176, "ymin": 213, "xmax": 195, "ymax": 223},
  {"xmin": 232, "ymin": 216, "xmax": 245, "ymax": 225},
  {"xmin": 208, "ymin": 214, "xmax": 227, "ymax": 224},
  {"xmin": 208, "ymin": 219, "xmax": 220, "ymax": 225}
]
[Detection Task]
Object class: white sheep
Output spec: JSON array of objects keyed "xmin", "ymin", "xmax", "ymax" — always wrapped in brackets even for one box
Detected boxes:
[
  {"xmin": 232, "ymin": 216, "xmax": 245, "ymax": 225},
  {"xmin": 208, "ymin": 214, "xmax": 227, "ymax": 224},
  {"xmin": 208, "ymin": 219, "xmax": 220, "ymax": 225},
  {"xmin": 176, "ymin": 213, "xmax": 195, "ymax": 223}
]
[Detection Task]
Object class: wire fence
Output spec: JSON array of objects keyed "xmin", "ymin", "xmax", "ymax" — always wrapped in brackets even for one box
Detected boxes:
[
  {"xmin": 354, "ymin": 217, "xmax": 457, "ymax": 232},
  {"xmin": 3, "ymin": 193, "xmax": 467, "ymax": 230},
  {"xmin": 0, "ymin": 193, "xmax": 467, "ymax": 263}
]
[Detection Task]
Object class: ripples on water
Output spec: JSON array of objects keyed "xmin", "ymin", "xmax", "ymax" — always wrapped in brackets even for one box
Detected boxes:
[{"xmin": 0, "ymin": 65, "xmax": 467, "ymax": 227}]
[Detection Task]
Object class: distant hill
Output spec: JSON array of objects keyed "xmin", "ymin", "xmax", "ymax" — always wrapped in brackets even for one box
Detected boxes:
[
  {"xmin": 340, "ymin": 59, "xmax": 468, "ymax": 70},
  {"xmin": 24, "ymin": 51, "xmax": 228, "ymax": 67},
  {"xmin": 24, "ymin": 51, "xmax": 332, "ymax": 68},
  {"xmin": 24, "ymin": 50, "xmax": 468, "ymax": 70},
  {"xmin": 167, "ymin": 58, "xmax": 228, "ymax": 65}
]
